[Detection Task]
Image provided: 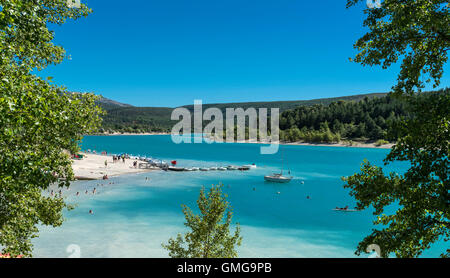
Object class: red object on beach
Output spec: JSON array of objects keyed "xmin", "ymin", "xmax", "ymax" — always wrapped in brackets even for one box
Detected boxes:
[{"xmin": 171, "ymin": 160, "xmax": 177, "ymax": 165}]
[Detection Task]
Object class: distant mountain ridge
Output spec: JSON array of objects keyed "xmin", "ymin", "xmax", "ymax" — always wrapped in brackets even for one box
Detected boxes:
[
  {"xmin": 96, "ymin": 96, "xmax": 134, "ymax": 110},
  {"xmin": 97, "ymin": 92, "xmax": 389, "ymax": 133},
  {"xmin": 97, "ymin": 92, "xmax": 388, "ymax": 111},
  {"xmin": 181, "ymin": 93, "xmax": 388, "ymax": 113}
]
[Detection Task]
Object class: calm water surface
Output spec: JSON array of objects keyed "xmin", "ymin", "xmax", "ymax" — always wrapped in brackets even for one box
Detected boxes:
[{"xmin": 32, "ymin": 135, "xmax": 445, "ymax": 257}]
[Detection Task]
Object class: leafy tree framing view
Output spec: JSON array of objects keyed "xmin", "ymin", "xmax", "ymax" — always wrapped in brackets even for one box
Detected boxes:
[{"xmin": 343, "ymin": 0, "xmax": 449, "ymax": 258}]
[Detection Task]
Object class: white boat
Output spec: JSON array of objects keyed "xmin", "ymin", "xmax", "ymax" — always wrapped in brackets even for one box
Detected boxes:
[
  {"xmin": 168, "ymin": 166, "xmax": 185, "ymax": 172},
  {"xmin": 218, "ymin": 167, "xmax": 227, "ymax": 171},
  {"xmin": 191, "ymin": 167, "xmax": 200, "ymax": 171},
  {"xmin": 227, "ymin": 165, "xmax": 238, "ymax": 170},
  {"xmin": 264, "ymin": 173, "xmax": 293, "ymax": 183},
  {"xmin": 332, "ymin": 208, "xmax": 360, "ymax": 212},
  {"xmin": 210, "ymin": 167, "xmax": 218, "ymax": 171},
  {"xmin": 264, "ymin": 147, "xmax": 292, "ymax": 183},
  {"xmin": 243, "ymin": 164, "xmax": 257, "ymax": 169}
]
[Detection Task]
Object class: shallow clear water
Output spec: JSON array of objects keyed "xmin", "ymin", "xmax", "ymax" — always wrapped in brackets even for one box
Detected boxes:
[{"xmin": 32, "ymin": 135, "xmax": 445, "ymax": 257}]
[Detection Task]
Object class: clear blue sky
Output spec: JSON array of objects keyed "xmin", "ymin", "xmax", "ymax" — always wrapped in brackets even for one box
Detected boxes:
[{"xmin": 40, "ymin": 0, "xmax": 449, "ymax": 107}]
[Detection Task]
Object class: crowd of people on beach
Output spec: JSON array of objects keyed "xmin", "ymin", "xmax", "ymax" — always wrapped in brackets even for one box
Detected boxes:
[{"xmin": 112, "ymin": 154, "xmax": 128, "ymax": 163}]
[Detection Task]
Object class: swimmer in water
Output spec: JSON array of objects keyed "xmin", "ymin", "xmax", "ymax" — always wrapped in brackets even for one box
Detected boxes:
[
  {"xmin": 85, "ymin": 190, "xmax": 88, "ymax": 194},
  {"xmin": 306, "ymin": 196, "xmax": 310, "ymax": 199},
  {"xmin": 93, "ymin": 188, "xmax": 96, "ymax": 194},
  {"xmin": 89, "ymin": 210, "xmax": 93, "ymax": 214},
  {"xmin": 76, "ymin": 192, "xmax": 80, "ymax": 196}
]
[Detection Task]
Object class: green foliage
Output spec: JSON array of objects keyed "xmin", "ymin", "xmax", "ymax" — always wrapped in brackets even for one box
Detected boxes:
[
  {"xmin": 346, "ymin": 0, "xmax": 449, "ymax": 96},
  {"xmin": 374, "ymin": 139, "xmax": 389, "ymax": 146},
  {"xmin": 280, "ymin": 94, "xmax": 409, "ymax": 143},
  {"xmin": 101, "ymin": 107, "xmax": 175, "ymax": 133},
  {"xmin": 344, "ymin": 0, "xmax": 449, "ymax": 257},
  {"xmin": 99, "ymin": 93, "xmax": 387, "ymax": 134},
  {"xmin": 162, "ymin": 185, "xmax": 242, "ymax": 258},
  {"xmin": 343, "ymin": 93, "xmax": 449, "ymax": 258},
  {"xmin": 183, "ymin": 93, "xmax": 387, "ymax": 113},
  {"xmin": 0, "ymin": 0, "xmax": 103, "ymax": 257}
]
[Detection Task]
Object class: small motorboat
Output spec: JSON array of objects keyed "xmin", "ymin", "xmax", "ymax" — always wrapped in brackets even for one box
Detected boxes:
[
  {"xmin": 209, "ymin": 167, "xmax": 218, "ymax": 171},
  {"xmin": 238, "ymin": 166, "xmax": 251, "ymax": 171},
  {"xmin": 200, "ymin": 168, "xmax": 210, "ymax": 171},
  {"xmin": 264, "ymin": 173, "xmax": 293, "ymax": 183},
  {"xmin": 227, "ymin": 165, "xmax": 238, "ymax": 170},
  {"xmin": 191, "ymin": 167, "xmax": 200, "ymax": 171},
  {"xmin": 218, "ymin": 167, "xmax": 227, "ymax": 171},
  {"xmin": 242, "ymin": 164, "xmax": 257, "ymax": 169},
  {"xmin": 184, "ymin": 168, "xmax": 194, "ymax": 172},
  {"xmin": 332, "ymin": 206, "xmax": 360, "ymax": 212}
]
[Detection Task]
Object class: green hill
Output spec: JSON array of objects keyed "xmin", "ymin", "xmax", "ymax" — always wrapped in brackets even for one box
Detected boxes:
[
  {"xmin": 182, "ymin": 93, "xmax": 387, "ymax": 113},
  {"xmin": 98, "ymin": 93, "xmax": 389, "ymax": 133},
  {"xmin": 95, "ymin": 95, "xmax": 134, "ymax": 111}
]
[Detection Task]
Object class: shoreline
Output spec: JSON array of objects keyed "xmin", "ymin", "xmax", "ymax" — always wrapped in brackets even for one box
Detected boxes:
[
  {"xmin": 86, "ymin": 133, "xmax": 394, "ymax": 149},
  {"xmin": 72, "ymin": 153, "xmax": 160, "ymax": 180},
  {"xmin": 206, "ymin": 137, "xmax": 394, "ymax": 149},
  {"xmin": 93, "ymin": 132, "xmax": 170, "ymax": 136},
  {"xmin": 234, "ymin": 141, "xmax": 394, "ymax": 149},
  {"xmin": 281, "ymin": 141, "xmax": 394, "ymax": 149}
]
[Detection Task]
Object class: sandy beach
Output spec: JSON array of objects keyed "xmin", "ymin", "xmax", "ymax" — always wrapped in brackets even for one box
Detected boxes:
[
  {"xmin": 208, "ymin": 136, "xmax": 394, "ymax": 149},
  {"xmin": 72, "ymin": 153, "xmax": 159, "ymax": 180},
  {"xmin": 282, "ymin": 141, "xmax": 394, "ymax": 149}
]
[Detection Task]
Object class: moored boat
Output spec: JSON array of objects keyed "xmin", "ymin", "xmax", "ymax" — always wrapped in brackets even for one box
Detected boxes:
[
  {"xmin": 264, "ymin": 173, "xmax": 293, "ymax": 183},
  {"xmin": 168, "ymin": 166, "xmax": 185, "ymax": 172},
  {"xmin": 263, "ymin": 147, "xmax": 293, "ymax": 183}
]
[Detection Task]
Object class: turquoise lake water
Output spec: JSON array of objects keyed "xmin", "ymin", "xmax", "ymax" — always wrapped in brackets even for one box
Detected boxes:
[{"xmin": 32, "ymin": 135, "xmax": 445, "ymax": 257}]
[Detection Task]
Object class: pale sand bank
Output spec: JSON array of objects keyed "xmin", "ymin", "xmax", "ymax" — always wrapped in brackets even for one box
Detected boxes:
[
  {"xmin": 94, "ymin": 132, "xmax": 170, "ymax": 136},
  {"xmin": 212, "ymin": 137, "xmax": 394, "ymax": 149},
  {"xmin": 283, "ymin": 141, "xmax": 394, "ymax": 149},
  {"xmin": 72, "ymin": 153, "xmax": 159, "ymax": 180}
]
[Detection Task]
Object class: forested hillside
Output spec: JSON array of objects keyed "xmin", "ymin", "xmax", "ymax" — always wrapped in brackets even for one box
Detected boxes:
[
  {"xmin": 98, "ymin": 93, "xmax": 387, "ymax": 133},
  {"xmin": 182, "ymin": 93, "xmax": 387, "ymax": 113},
  {"xmin": 279, "ymin": 88, "xmax": 448, "ymax": 144},
  {"xmin": 96, "ymin": 89, "xmax": 449, "ymax": 144},
  {"xmin": 100, "ymin": 107, "xmax": 175, "ymax": 133}
]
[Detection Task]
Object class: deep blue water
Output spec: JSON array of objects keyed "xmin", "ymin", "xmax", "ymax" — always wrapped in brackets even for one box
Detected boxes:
[{"xmin": 32, "ymin": 135, "xmax": 446, "ymax": 258}]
